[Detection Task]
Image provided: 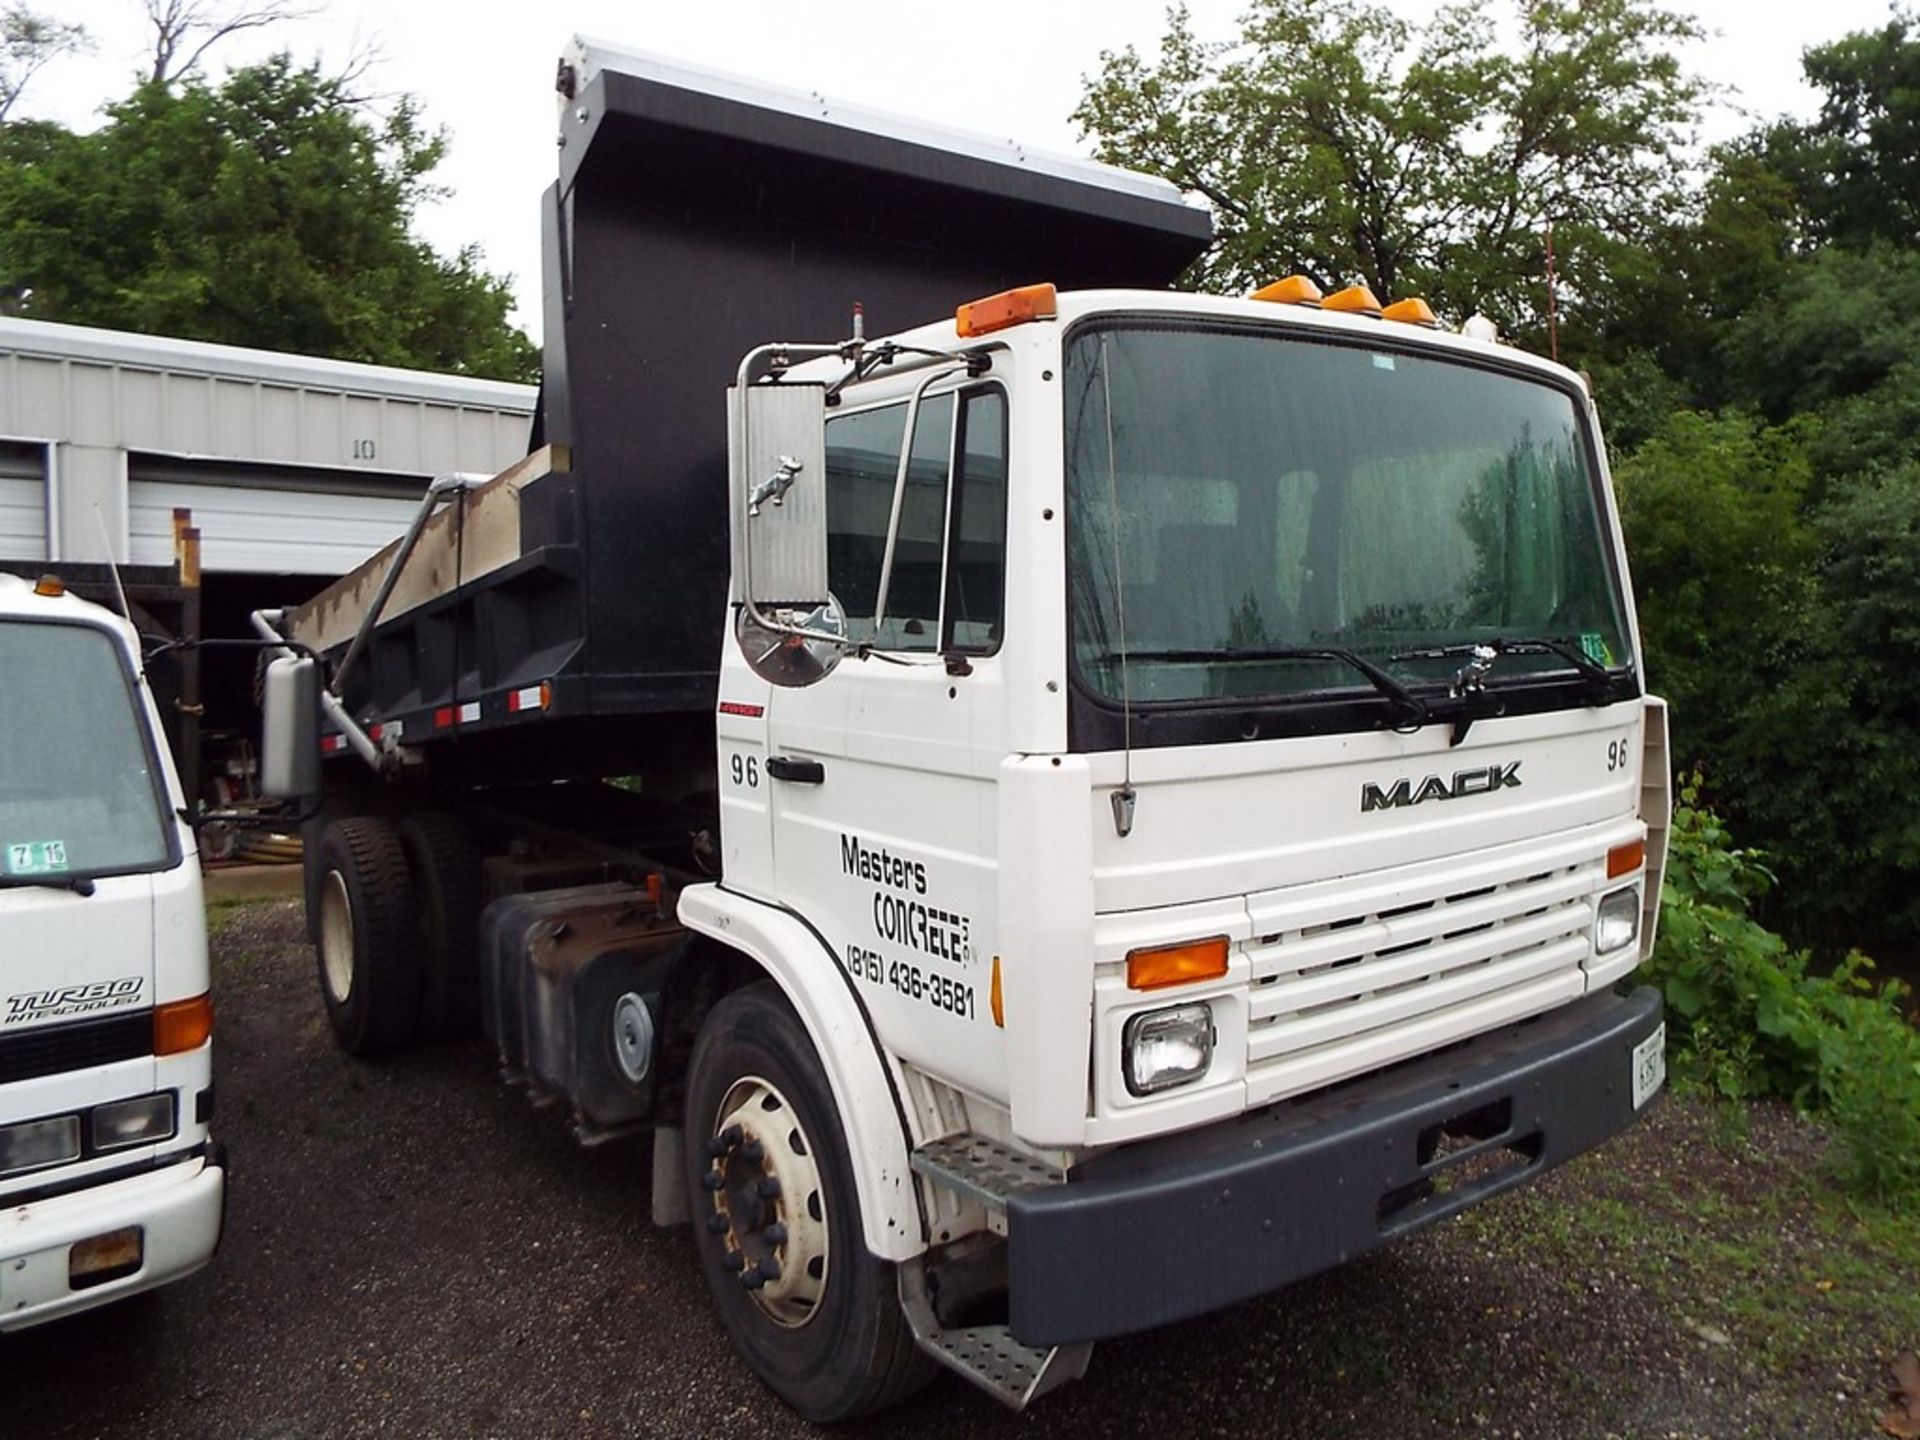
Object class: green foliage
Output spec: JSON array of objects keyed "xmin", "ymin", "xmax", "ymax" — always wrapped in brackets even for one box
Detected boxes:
[
  {"xmin": 0, "ymin": 55, "xmax": 536, "ymax": 381},
  {"xmin": 1072, "ymin": 0, "xmax": 1707, "ymax": 329},
  {"xmin": 1763, "ymin": 10, "xmax": 1920, "ymax": 251},
  {"xmin": 1642, "ymin": 779, "xmax": 1920, "ymax": 1198}
]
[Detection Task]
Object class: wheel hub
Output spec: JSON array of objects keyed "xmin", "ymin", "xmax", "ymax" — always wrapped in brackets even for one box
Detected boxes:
[
  {"xmin": 702, "ymin": 1074, "xmax": 829, "ymax": 1328},
  {"xmin": 318, "ymin": 870, "xmax": 355, "ymax": 1003}
]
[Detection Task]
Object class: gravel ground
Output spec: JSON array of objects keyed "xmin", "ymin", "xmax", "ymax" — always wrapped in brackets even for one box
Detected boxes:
[{"xmin": 3, "ymin": 899, "xmax": 1913, "ymax": 1440}]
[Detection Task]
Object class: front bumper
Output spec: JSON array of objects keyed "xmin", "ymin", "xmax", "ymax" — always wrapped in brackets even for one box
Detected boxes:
[
  {"xmin": 1007, "ymin": 986, "xmax": 1663, "ymax": 1346},
  {"xmin": 0, "ymin": 1148, "xmax": 226, "ymax": 1331}
]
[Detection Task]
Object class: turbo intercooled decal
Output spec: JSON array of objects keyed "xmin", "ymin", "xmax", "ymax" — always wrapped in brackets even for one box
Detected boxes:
[
  {"xmin": 5, "ymin": 976, "xmax": 145, "ymax": 1025},
  {"xmin": 1361, "ymin": 762, "xmax": 1522, "ymax": 813}
]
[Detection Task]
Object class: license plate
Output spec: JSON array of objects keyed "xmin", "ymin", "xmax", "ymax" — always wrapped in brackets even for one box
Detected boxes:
[{"xmin": 1631, "ymin": 1022, "xmax": 1666, "ymax": 1110}]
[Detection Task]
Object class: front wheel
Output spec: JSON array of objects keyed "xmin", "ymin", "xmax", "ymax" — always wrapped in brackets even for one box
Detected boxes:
[
  {"xmin": 313, "ymin": 816, "xmax": 422, "ymax": 1057},
  {"xmin": 682, "ymin": 983, "xmax": 933, "ymax": 1421}
]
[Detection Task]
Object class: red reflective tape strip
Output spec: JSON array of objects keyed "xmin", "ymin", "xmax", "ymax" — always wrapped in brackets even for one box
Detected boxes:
[
  {"xmin": 508, "ymin": 685, "xmax": 544, "ymax": 713},
  {"xmin": 718, "ymin": 701, "xmax": 764, "ymax": 718},
  {"xmin": 369, "ymin": 723, "xmax": 385, "ymax": 741},
  {"xmin": 321, "ymin": 735, "xmax": 346, "ymax": 753},
  {"xmin": 434, "ymin": 707, "xmax": 456, "ymax": 729}
]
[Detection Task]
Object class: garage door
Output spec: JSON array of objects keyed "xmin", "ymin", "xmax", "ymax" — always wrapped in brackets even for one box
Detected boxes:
[
  {"xmin": 128, "ymin": 457, "xmax": 425, "ymax": 575},
  {"xmin": 0, "ymin": 441, "xmax": 48, "ymax": 563}
]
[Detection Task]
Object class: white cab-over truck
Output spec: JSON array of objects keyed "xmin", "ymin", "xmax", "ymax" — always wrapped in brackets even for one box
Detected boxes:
[
  {"xmin": 255, "ymin": 42, "xmax": 1671, "ymax": 1420},
  {"xmin": 0, "ymin": 573, "xmax": 225, "ymax": 1329}
]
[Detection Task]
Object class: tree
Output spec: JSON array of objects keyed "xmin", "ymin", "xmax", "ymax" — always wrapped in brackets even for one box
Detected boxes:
[
  {"xmin": 1763, "ymin": 10, "xmax": 1920, "ymax": 252},
  {"xmin": 1073, "ymin": 0, "xmax": 1708, "ymax": 333},
  {"xmin": 0, "ymin": 56, "xmax": 537, "ymax": 382},
  {"xmin": 0, "ymin": 3, "xmax": 90, "ymax": 121},
  {"xmin": 143, "ymin": 0, "xmax": 316, "ymax": 87}
]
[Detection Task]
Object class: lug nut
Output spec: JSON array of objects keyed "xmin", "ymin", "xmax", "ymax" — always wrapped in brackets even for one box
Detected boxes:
[
  {"xmin": 704, "ymin": 1137, "xmax": 729, "ymax": 1159},
  {"xmin": 722, "ymin": 1250, "xmax": 744, "ymax": 1271},
  {"xmin": 756, "ymin": 1177, "xmax": 781, "ymax": 1199},
  {"xmin": 741, "ymin": 1139, "xmax": 765, "ymax": 1163},
  {"xmin": 763, "ymin": 1222, "xmax": 788, "ymax": 1246},
  {"xmin": 705, "ymin": 1214, "xmax": 728, "ymax": 1235},
  {"xmin": 720, "ymin": 1124, "xmax": 743, "ymax": 1148},
  {"xmin": 701, "ymin": 1169, "xmax": 725, "ymax": 1191},
  {"xmin": 757, "ymin": 1257, "xmax": 782, "ymax": 1281},
  {"xmin": 740, "ymin": 1269, "xmax": 767, "ymax": 1291}
]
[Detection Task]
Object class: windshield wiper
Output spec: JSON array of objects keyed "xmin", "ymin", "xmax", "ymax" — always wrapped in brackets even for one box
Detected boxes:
[
  {"xmin": 0, "ymin": 874, "xmax": 97, "ymax": 896},
  {"xmin": 1390, "ymin": 636, "xmax": 1619, "ymax": 703},
  {"xmin": 1099, "ymin": 646, "xmax": 1431, "ymax": 730}
]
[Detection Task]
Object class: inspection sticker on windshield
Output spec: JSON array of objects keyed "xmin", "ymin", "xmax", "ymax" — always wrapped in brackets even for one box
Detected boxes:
[
  {"xmin": 1631, "ymin": 1022, "xmax": 1667, "ymax": 1110},
  {"xmin": 4, "ymin": 840, "xmax": 68, "ymax": 876}
]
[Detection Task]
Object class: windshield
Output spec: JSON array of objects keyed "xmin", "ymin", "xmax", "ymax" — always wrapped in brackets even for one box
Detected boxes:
[
  {"xmin": 0, "ymin": 620, "xmax": 176, "ymax": 882},
  {"xmin": 1065, "ymin": 323, "xmax": 1632, "ymax": 714}
]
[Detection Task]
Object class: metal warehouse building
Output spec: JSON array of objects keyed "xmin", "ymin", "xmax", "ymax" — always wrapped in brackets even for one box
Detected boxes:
[{"xmin": 0, "ymin": 316, "xmax": 537, "ymax": 805}]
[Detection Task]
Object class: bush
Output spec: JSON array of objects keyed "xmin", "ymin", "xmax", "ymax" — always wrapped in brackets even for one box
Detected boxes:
[{"xmin": 1641, "ymin": 775, "xmax": 1920, "ymax": 1197}]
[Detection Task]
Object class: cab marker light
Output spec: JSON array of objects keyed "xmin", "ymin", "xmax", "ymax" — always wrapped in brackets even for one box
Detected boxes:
[
  {"xmin": 990, "ymin": 956, "xmax": 1005, "ymax": 1028},
  {"xmin": 1250, "ymin": 274, "xmax": 1323, "ymax": 306},
  {"xmin": 32, "ymin": 573, "xmax": 66, "ymax": 597},
  {"xmin": 956, "ymin": 283, "xmax": 1057, "ymax": 338},
  {"xmin": 1323, "ymin": 284, "xmax": 1385, "ymax": 317},
  {"xmin": 1126, "ymin": 936, "xmax": 1230, "ymax": 992},
  {"xmin": 1382, "ymin": 296, "xmax": 1438, "ymax": 328},
  {"xmin": 154, "ymin": 993, "xmax": 213, "ymax": 1055}
]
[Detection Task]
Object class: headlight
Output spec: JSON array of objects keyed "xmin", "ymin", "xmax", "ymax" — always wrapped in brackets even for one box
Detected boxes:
[
  {"xmin": 1595, "ymin": 884, "xmax": 1641, "ymax": 955},
  {"xmin": 1123, "ymin": 1003, "xmax": 1215, "ymax": 1096},
  {"xmin": 91, "ymin": 1093, "xmax": 176, "ymax": 1151},
  {"xmin": 0, "ymin": 1114, "xmax": 81, "ymax": 1177}
]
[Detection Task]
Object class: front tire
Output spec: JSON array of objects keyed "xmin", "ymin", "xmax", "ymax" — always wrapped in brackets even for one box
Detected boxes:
[
  {"xmin": 683, "ymin": 983, "xmax": 933, "ymax": 1421},
  {"xmin": 314, "ymin": 816, "xmax": 422, "ymax": 1057}
]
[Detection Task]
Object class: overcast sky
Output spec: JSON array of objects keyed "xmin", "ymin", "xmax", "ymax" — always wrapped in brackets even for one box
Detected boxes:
[{"xmin": 25, "ymin": 0, "xmax": 1907, "ymax": 340}]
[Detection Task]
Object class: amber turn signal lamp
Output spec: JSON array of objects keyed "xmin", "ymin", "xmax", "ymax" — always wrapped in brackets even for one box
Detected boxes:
[
  {"xmin": 1607, "ymin": 839, "xmax": 1646, "ymax": 880},
  {"xmin": 154, "ymin": 994, "xmax": 213, "ymax": 1055},
  {"xmin": 1382, "ymin": 297, "xmax": 1438, "ymax": 328},
  {"xmin": 1127, "ymin": 936, "xmax": 1230, "ymax": 992},
  {"xmin": 1251, "ymin": 274, "xmax": 1323, "ymax": 306},
  {"xmin": 1323, "ymin": 284, "xmax": 1384, "ymax": 317},
  {"xmin": 990, "ymin": 955, "xmax": 1005, "ymax": 1028},
  {"xmin": 956, "ymin": 283, "xmax": 1058, "ymax": 338}
]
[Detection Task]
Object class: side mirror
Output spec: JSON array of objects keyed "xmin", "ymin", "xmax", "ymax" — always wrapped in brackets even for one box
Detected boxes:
[
  {"xmin": 259, "ymin": 655, "xmax": 320, "ymax": 801},
  {"xmin": 733, "ymin": 380, "xmax": 829, "ymax": 610}
]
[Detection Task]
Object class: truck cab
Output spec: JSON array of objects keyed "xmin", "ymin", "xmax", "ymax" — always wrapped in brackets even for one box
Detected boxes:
[{"xmin": 0, "ymin": 573, "xmax": 224, "ymax": 1329}]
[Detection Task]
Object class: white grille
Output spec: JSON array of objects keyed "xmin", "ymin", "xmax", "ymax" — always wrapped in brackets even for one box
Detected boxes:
[{"xmin": 1242, "ymin": 841, "xmax": 1615, "ymax": 1104}]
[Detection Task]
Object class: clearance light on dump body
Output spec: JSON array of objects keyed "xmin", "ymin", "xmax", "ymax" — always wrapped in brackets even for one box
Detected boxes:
[
  {"xmin": 956, "ymin": 282, "xmax": 1057, "ymax": 338},
  {"xmin": 1323, "ymin": 284, "xmax": 1384, "ymax": 317},
  {"xmin": 1250, "ymin": 274, "xmax": 1323, "ymax": 306},
  {"xmin": 153, "ymin": 994, "xmax": 213, "ymax": 1056},
  {"xmin": 1126, "ymin": 936, "xmax": 1229, "ymax": 992},
  {"xmin": 1382, "ymin": 297, "xmax": 1438, "ymax": 328},
  {"xmin": 33, "ymin": 573, "xmax": 66, "ymax": 597},
  {"xmin": 1608, "ymin": 839, "xmax": 1646, "ymax": 879}
]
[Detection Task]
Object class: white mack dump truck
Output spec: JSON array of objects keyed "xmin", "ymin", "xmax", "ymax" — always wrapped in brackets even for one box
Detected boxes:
[
  {"xmin": 253, "ymin": 42, "xmax": 1671, "ymax": 1420},
  {"xmin": 0, "ymin": 573, "xmax": 225, "ymax": 1329}
]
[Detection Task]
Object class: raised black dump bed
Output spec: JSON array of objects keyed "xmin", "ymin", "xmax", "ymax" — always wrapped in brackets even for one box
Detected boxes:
[{"xmin": 288, "ymin": 41, "xmax": 1210, "ymax": 783}]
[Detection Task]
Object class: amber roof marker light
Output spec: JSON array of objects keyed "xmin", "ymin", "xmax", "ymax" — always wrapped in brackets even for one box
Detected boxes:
[{"xmin": 956, "ymin": 282, "xmax": 1058, "ymax": 338}]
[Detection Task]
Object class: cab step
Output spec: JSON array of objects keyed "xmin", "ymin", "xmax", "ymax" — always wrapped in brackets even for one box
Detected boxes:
[
  {"xmin": 908, "ymin": 1132, "xmax": 1064, "ymax": 1212},
  {"xmin": 898, "ymin": 1260, "xmax": 1091, "ymax": 1410}
]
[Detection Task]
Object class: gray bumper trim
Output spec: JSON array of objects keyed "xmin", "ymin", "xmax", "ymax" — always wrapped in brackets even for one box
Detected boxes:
[{"xmin": 1006, "ymin": 985, "xmax": 1664, "ymax": 1346}]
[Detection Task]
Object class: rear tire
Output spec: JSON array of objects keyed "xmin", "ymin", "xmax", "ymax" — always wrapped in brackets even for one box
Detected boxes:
[
  {"xmin": 314, "ymin": 817, "xmax": 421, "ymax": 1057},
  {"xmin": 398, "ymin": 812, "xmax": 483, "ymax": 1041},
  {"xmin": 683, "ymin": 983, "xmax": 934, "ymax": 1421}
]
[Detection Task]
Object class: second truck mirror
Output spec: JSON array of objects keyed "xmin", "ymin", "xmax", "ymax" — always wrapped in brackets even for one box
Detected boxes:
[
  {"xmin": 737, "ymin": 381, "xmax": 830, "ymax": 610},
  {"xmin": 259, "ymin": 655, "xmax": 320, "ymax": 801}
]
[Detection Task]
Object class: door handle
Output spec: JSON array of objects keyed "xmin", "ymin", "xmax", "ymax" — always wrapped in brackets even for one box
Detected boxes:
[{"xmin": 766, "ymin": 756, "xmax": 826, "ymax": 784}]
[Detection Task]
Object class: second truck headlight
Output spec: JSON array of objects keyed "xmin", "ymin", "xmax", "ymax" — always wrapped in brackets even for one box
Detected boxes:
[{"xmin": 1123, "ymin": 1003, "xmax": 1215, "ymax": 1096}]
